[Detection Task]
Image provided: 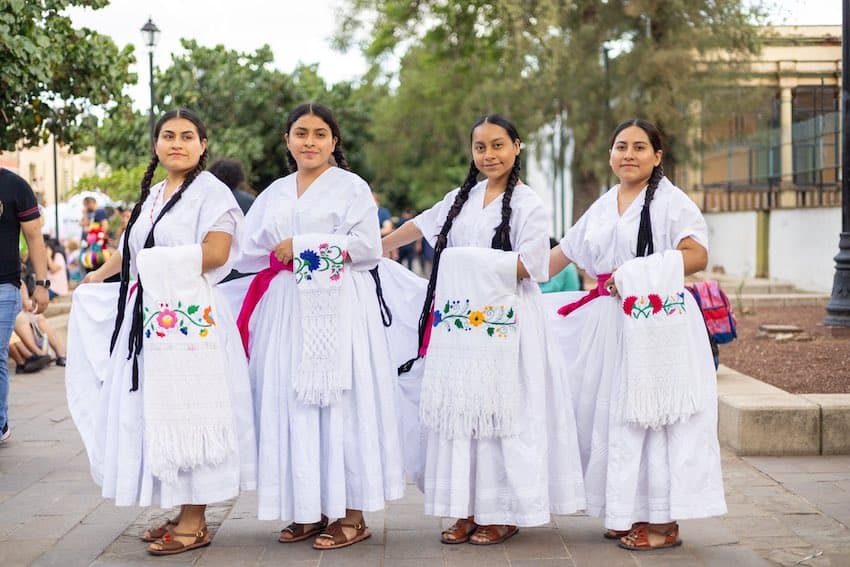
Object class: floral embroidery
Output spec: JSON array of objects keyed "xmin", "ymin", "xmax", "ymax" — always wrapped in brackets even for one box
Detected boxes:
[
  {"xmin": 294, "ymin": 243, "xmax": 347, "ymax": 283},
  {"xmin": 144, "ymin": 300, "xmax": 216, "ymax": 339},
  {"xmin": 623, "ymin": 292, "xmax": 687, "ymax": 319},
  {"xmin": 432, "ymin": 299, "xmax": 516, "ymax": 337}
]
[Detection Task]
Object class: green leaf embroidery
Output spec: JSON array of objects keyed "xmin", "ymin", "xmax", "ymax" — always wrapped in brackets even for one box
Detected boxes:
[
  {"xmin": 187, "ymin": 305, "xmax": 199, "ymax": 315},
  {"xmin": 454, "ymin": 319, "xmax": 464, "ymax": 330},
  {"xmin": 486, "ymin": 327, "xmax": 495, "ymax": 336},
  {"xmin": 444, "ymin": 301, "xmax": 450, "ymax": 313},
  {"xmin": 506, "ymin": 308, "xmax": 514, "ymax": 319}
]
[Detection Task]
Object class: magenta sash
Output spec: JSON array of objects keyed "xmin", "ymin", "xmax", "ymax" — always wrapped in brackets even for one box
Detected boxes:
[
  {"xmin": 556, "ymin": 272, "xmax": 613, "ymax": 317},
  {"xmin": 237, "ymin": 252, "xmax": 293, "ymax": 356}
]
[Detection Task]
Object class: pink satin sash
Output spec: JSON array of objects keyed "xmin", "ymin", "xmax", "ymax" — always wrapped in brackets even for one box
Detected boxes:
[
  {"xmin": 237, "ymin": 252, "xmax": 293, "ymax": 356},
  {"xmin": 556, "ymin": 272, "xmax": 613, "ymax": 317}
]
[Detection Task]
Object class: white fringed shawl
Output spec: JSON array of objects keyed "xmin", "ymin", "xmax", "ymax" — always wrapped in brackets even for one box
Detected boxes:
[
  {"xmin": 136, "ymin": 244, "xmax": 236, "ymax": 483},
  {"xmin": 291, "ymin": 233, "xmax": 352, "ymax": 406},
  {"xmin": 614, "ymin": 249, "xmax": 699, "ymax": 429},
  {"xmin": 421, "ymin": 247, "xmax": 521, "ymax": 439}
]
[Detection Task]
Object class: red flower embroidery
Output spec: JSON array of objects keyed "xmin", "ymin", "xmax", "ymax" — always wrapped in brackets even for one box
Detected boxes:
[
  {"xmin": 623, "ymin": 295, "xmax": 638, "ymax": 316},
  {"xmin": 648, "ymin": 294, "xmax": 663, "ymax": 314}
]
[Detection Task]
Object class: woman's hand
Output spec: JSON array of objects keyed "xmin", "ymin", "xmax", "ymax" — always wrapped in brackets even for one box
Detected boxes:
[
  {"xmin": 82, "ymin": 269, "xmax": 105, "ymax": 284},
  {"xmin": 274, "ymin": 238, "xmax": 294, "ymax": 264},
  {"xmin": 603, "ymin": 274, "xmax": 618, "ymax": 296}
]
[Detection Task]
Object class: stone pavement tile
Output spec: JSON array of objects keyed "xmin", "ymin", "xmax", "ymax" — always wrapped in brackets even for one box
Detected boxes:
[
  {"xmin": 0, "ymin": 491, "xmax": 15, "ymax": 506},
  {"xmin": 30, "ymin": 521, "xmax": 129, "ymax": 567},
  {"xmin": 552, "ymin": 514, "xmax": 606, "ymax": 545},
  {"xmin": 383, "ymin": 503, "xmax": 442, "ymax": 531},
  {"xmin": 823, "ymin": 550, "xmax": 850, "ymax": 567},
  {"xmin": 385, "ymin": 528, "xmax": 444, "ymax": 559},
  {"xmin": 781, "ymin": 511, "xmax": 850, "ymax": 544},
  {"xmin": 313, "ymin": 540, "xmax": 384, "ymax": 566},
  {"xmin": 721, "ymin": 516, "xmax": 797, "ymax": 538},
  {"xmin": 562, "ymin": 542, "xmax": 638, "ymax": 567},
  {"xmin": 257, "ymin": 542, "xmax": 322, "ymax": 566},
  {"xmin": 783, "ymin": 481, "xmax": 850, "ymax": 511},
  {"xmin": 503, "ymin": 527, "xmax": 569, "ymax": 560},
  {"xmin": 688, "ymin": 543, "xmax": 772, "ymax": 566},
  {"xmin": 0, "ymin": 539, "xmax": 57, "ymax": 566},
  {"xmin": 760, "ymin": 545, "xmax": 825, "ymax": 566},
  {"xmin": 510, "ymin": 560, "xmax": 576, "ymax": 567},
  {"xmin": 12, "ymin": 512, "xmax": 87, "ymax": 540},
  {"xmin": 195, "ymin": 544, "xmax": 265, "ymax": 566},
  {"xmin": 442, "ymin": 540, "xmax": 510, "ymax": 566},
  {"xmin": 386, "ymin": 559, "xmax": 453, "ymax": 567},
  {"xmin": 212, "ymin": 517, "xmax": 284, "ymax": 549},
  {"xmin": 80, "ymin": 501, "xmax": 143, "ymax": 526},
  {"xmin": 739, "ymin": 485, "xmax": 821, "ymax": 515},
  {"xmin": 739, "ymin": 534, "xmax": 812, "ymax": 552},
  {"xmin": 818, "ymin": 502, "xmax": 850, "ymax": 527},
  {"xmin": 678, "ymin": 517, "xmax": 739, "ymax": 546},
  {"xmin": 628, "ymin": 548, "xmax": 706, "ymax": 567}
]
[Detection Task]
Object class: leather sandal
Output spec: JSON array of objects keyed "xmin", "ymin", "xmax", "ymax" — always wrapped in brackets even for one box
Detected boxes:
[
  {"xmin": 141, "ymin": 518, "xmax": 178, "ymax": 542},
  {"xmin": 440, "ymin": 518, "xmax": 478, "ymax": 544},
  {"xmin": 279, "ymin": 515, "xmax": 328, "ymax": 543},
  {"xmin": 147, "ymin": 525, "xmax": 211, "ymax": 555},
  {"xmin": 618, "ymin": 523, "xmax": 682, "ymax": 550},
  {"xmin": 604, "ymin": 522, "xmax": 647, "ymax": 540},
  {"xmin": 469, "ymin": 524, "xmax": 518, "ymax": 545},
  {"xmin": 312, "ymin": 519, "xmax": 371, "ymax": 550}
]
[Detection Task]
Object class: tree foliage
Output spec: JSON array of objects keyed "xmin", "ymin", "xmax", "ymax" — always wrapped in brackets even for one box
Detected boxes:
[
  {"xmin": 0, "ymin": 0, "xmax": 135, "ymax": 151},
  {"xmin": 92, "ymin": 40, "xmax": 379, "ymax": 195},
  {"xmin": 337, "ymin": 0, "xmax": 768, "ymax": 221}
]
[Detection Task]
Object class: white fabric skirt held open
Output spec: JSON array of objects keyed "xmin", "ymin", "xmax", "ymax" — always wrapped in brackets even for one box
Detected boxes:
[
  {"xmin": 246, "ymin": 268, "xmax": 405, "ymax": 522},
  {"xmin": 380, "ymin": 260, "xmax": 585, "ymax": 527},
  {"xmin": 65, "ymin": 282, "xmax": 257, "ymax": 508},
  {"xmin": 544, "ymin": 291, "xmax": 727, "ymax": 531}
]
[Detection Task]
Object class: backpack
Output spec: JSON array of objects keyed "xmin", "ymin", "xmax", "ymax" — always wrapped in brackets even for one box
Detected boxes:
[{"xmin": 686, "ymin": 280, "xmax": 737, "ymax": 369}]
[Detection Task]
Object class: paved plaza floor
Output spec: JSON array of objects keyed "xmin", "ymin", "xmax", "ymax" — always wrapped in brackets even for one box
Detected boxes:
[{"xmin": 1, "ymin": 364, "xmax": 849, "ymax": 566}]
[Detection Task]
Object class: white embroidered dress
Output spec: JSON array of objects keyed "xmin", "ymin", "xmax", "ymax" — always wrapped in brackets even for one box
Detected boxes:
[
  {"xmin": 235, "ymin": 167, "xmax": 404, "ymax": 522},
  {"xmin": 66, "ymin": 171, "xmax": 257, "ymax": 507},
  {"xmin": 554, "ymin": 177, "xmax": 727, "ymax": 530},
  {"xmin": 411, "ymin": 180, "xmax": 586, "ymax": 526}
]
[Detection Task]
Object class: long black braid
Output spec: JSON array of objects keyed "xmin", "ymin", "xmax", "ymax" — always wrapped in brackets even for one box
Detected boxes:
[
  {"xmin": 491, "ymin": 157, "xmax": 521, "ymax": 251},
  {"xmin": 635, "ymin": 163, "xmax": 664, "ymax": 257},
  {"xmin": 608, "ymin": 118, "xmax": 665, "ymax": 258},
  {"xmin": 108, "ymin": 108, "xmax": 210, "ymax": 391},
  {"xmin": 397, "ymin": 161, "xmax": 481, "ymax": 374}
]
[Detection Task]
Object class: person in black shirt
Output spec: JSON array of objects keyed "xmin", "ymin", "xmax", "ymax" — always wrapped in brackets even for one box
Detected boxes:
[
  {"xmin": 0, "ymin": 168, "xmax": 49, "ymax": 443},
  {"xmin": 209, "ymin": 158, "xmax": 255, "ymax": 214}
]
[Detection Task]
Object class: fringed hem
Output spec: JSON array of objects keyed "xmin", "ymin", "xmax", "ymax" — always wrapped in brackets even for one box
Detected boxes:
[{"xmin": 146, "ymin": 422, "xmax": 237, "ymax": 484}]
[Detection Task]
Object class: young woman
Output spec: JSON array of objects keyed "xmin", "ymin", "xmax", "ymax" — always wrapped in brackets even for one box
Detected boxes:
[
  {"xmin": 234, "ymin": 103, "xmax": 403, "ymax": 550},
  {"xmin": 549, "ymin": 119, "xmax": 726, "ymax": 550},
  {"xmin": 382, "ymin": 114, "xmax": 585, "ymax": 545},
  {"xmin": 66, "ymin": 108, "xmax": 257, "ymax": 556}
]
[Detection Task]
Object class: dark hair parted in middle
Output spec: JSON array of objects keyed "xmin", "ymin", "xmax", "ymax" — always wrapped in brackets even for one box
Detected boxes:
[
  {"xmin": 609, "ymin": 118, "xmax": 665, "ymax": 258},
  {"xmin": 399, "ymin": 114, "xmax": 522, "ymax": 374},
  {"xmin": 284, "ymin": 102, "xmax": 349, "ymax": 173}
]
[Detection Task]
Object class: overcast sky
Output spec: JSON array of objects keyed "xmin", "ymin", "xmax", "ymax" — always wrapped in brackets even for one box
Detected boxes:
[{"xmin": 66, "ymin": 0, "xmax": 842, "ymax": 111}]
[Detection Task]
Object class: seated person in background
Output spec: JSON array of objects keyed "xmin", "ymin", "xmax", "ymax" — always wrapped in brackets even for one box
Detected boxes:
[
  {"xmin": 539, "ymin": 238, "xmax": 582, "ymax": 293},
  {"xmin": 8, "ymin": 328, "xmax": 51, "ymax": 374}
]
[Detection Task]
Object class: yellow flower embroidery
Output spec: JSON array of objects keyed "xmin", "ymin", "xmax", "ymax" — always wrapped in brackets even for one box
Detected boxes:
[
  {"xmin": 468, "ymin": 311, "xmax": 485, "ymax": 327},
  {"xmin": 199, "ymin": 328, "xmax": 209, "ymax": 337}
]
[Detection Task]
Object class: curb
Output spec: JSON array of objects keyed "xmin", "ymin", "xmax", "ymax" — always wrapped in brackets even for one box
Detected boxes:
[{"xmin": 717, "ymin": 365, "xmax": 850, "ymax": 455}]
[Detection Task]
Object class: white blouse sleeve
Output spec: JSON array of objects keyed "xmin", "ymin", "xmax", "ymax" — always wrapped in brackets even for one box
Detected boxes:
[
  {"xmin": 559, "ymin": 206, "xmax": 593, "ymax": 270},
  {"xmin": 512, "ymin": 190, "xmax": 550, "ymax": 283},
  {"xmin": 339, "ymin": 176, "xmax": 382, "ymax": 270},
  {"xmin": 233, "ymin": 185, "xmax": 280, "ymax": 273},
  {"xmin": 413, "ymin": 188, "xmax": 458, "ymax": 248},
  {"xmin": 668, "ymin": 186, "xmax": 709, "ymax": 251}
]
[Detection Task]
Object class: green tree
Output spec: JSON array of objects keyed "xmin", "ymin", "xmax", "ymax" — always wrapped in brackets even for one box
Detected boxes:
[
  {"xmin": 338, "ymin": 0, "xmax": 767, "ymax": 221},
  {"xmin": 0, "ymin": 0, "xmax": 135, "ymax": 150}
]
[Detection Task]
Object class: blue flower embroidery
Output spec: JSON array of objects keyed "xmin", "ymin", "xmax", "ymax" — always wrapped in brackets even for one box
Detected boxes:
[
  {"xmin": 432, "ymin": 310, "xmax": 442, "ymax": 326},
  {"xmin": 299, "ymin": 249, "xmax": 321, "ymax": 271}
]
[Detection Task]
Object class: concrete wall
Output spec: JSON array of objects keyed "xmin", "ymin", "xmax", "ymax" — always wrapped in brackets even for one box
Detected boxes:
[
  {"xmin": 769, "ymin": 207, "xmax": 841, "ymax": 292},
  {"xmin": 704, "ymin": 211, "xmax": 758, "ymax": 278}
]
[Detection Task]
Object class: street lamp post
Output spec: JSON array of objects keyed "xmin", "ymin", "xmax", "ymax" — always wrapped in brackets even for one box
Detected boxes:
[
  {"xmin": 140, "ymin": 18, "xmax": 160, "ymax": 137},
  {"xmin": 823, "ymin": 0, "xmax": 850, "ymax": 328}
]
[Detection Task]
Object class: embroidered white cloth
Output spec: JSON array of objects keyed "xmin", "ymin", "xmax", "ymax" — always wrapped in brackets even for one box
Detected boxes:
[
  {"xmin": 614, "ymin": 249, "xmax": 699, "ymax": 429},
  {"xmin": 421, "ymin": 247, "xmax": 521, "ymax": 439},
  {"xmin": 292, "ymin": 233, "xmax": 352, "ymax": 406},
  {"xmin": 135, "ymin": 244, "xmax": 236, "ymax": 483}
]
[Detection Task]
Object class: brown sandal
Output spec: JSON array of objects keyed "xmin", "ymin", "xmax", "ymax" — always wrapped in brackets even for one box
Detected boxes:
[
  {"xmin": 604, "ymin": 522, "xmax": 647, "ymax": 540},
  {"xmin": 278, "ymin": 515, "xmax": 328, "ymax": 543},
  {"xmin": 312, "ymin": 519, "xmax": 371, "ymax": 550},
  {"xmin": 147, "ymin": 525, "xmax": 211, "ymax": 555},
  {"xmin": 618, "ymin": 523, "xmax": 682, "ymax": 550},
  {"xmin": 440, "ymin": 518, "xmax": 478, "ymax": 544},
  {"xmin": 141, "ymin": 518, "xmax": 178, "ymax": 542},
  {"xmin": 469, "ymin": 524, "xmax": 518, "ymax": 545}
]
